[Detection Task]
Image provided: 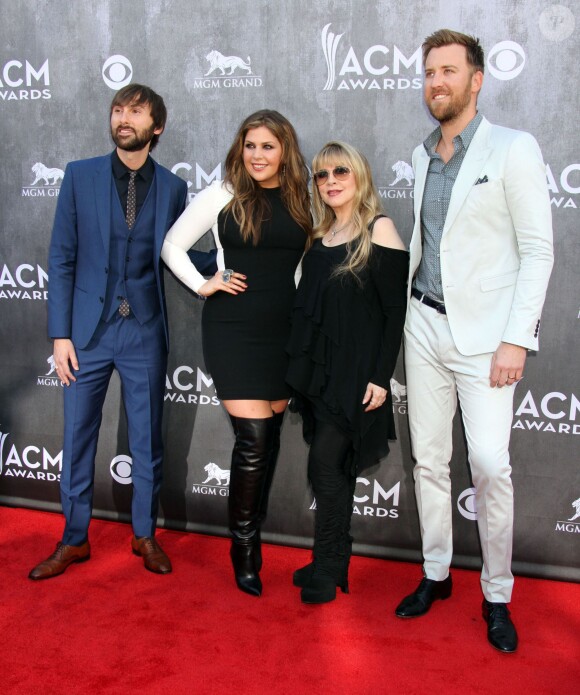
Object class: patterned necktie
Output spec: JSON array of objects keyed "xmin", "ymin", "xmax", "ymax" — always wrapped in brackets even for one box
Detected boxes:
[
  {"xmin": 120, "ymin": 170, "xmax": 137, "ymax": 317},
  {"xmin": 126, "ymin": 170, "xmax": 137, "ymax": 229},
  {"xmin": 118, "ymin": 298, "xmax": 130, "ymax": 317}
]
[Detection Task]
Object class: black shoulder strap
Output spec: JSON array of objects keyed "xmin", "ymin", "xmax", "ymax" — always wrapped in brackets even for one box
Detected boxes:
[{"xmin": 369, "ymin": 214, "xmax": 387, "ymax": 234}]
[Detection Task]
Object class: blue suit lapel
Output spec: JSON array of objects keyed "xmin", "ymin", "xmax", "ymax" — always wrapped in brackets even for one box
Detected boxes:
[
  {"xmin": 94, "ymin": 155, "xmax": 113, "ymax": 257},
  {"xmin": 152, "ymin": 161, "xmax": 171, "ymax": 265}
]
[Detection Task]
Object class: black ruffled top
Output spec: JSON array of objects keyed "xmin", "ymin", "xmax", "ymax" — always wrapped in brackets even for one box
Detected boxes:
[{"xmin": 286, "ymin": 236, "xmax": 409, "ymax": 472}]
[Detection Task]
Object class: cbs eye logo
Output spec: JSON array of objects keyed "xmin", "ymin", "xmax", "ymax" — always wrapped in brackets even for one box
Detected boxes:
[
  {"xmin": 102, "ymin": 55, "xmax": 133, "ymax": 90},
  {"xmin": 487, "ymin": 41, "xmax": 526, "ymax": 81},
  {"xmin": 457, "ymin": 487, "xmax": 478, "ymax": 521},
  {"xmin": 110, "ymin": 454, "xmax": 133, "ymax": 484}
]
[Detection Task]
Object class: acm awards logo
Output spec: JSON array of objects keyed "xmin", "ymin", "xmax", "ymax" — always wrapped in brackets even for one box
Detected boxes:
[
  {"xmin": 513, "ymin": 389, "xmax": 580, "ymax": 436},
  {"xmin": 0, "ymin": 59, "xmax": 51, "ymax": 101},
  {"xmin": 192, "ymin": 49, "xmax": 262, "ymax": 89},
  {"xmin": 165, "ymin": 365, "xmax": 220, "ymax": 406},
  {"xmin": 546, "ymin": 162, "xmax": 579, "ymax": 210},
  {"xmin": 192, "ymin": 462, "xmax": 230, "ymax": 497},
  {"xmin": 309, "ymin": 476, "xmax": 400, "ymax": 519},
  {"xmin": 0, "ymin": 430, "xmax": 61, "ymax": 482},
  {"xmin": 22, "ymin": 161, "xmax": 64, "ymax": 198},
  {"xmin": 171, "ymin": 162, "xmax": 222, "ymax": 202},
  {"xmin": 320, "ymin": 28, "xmax": 527, "ymax": 92},
  {"xmin": 321, "ymin": 24, "xmax": 422, "ymax": 92},
  {"xmin": 555, "ymin": 496, "xmax": 580, "ymax": 535},
  {"xmin": 0, "ymin": 263, "xmax": 48, "ymax": 301}
]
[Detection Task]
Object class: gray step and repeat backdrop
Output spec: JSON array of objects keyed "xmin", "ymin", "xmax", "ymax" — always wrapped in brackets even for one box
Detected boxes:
[{"xmin": 1, "ymin": 1, "xmax": 578, "ymax": 581}]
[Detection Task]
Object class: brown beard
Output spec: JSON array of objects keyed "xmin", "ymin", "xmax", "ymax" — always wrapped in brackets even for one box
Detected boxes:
[
  {"xmin": 427, "ymin": 80, "xmax": 472, "ymax": 124},
  {"xmin": 111, "ymin": 123, "xmax": 156, "ymax": 152}
]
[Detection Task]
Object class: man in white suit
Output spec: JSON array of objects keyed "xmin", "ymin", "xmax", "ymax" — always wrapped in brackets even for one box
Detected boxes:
[{"xmin": 395, "ymin": 30, "xmax": 553, "ymax": 653}]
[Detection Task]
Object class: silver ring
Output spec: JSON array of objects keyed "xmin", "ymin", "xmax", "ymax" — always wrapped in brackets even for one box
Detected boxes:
[{"xmin": 222, "ymin": 269, "xmax": 234, "ymax": 283}]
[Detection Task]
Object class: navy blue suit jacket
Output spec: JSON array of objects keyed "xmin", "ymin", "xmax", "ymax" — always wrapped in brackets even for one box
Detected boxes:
[{"xmin": 48, "ymin": 153, "xmax": 188, "ymax": 350}]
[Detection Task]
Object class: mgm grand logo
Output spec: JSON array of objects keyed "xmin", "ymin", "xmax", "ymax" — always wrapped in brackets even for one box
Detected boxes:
[
  {"xmin": 192, "ymin": 49, "xmax": 263, "ymax": 89},
  {"xmin": 192, "ymin": 462, "xmax": 230, "ymax": 497},
  {"xmin": 22, "ymin": 162, "xmax": 63, "ymax": 197},
  {"xmin": 37, "ymin": 355, "xmax": 64, "ymax": 388},
  {"xmin": 390, "ymin": 378, "xmax": 407, "ymax": 415},
  {"xmin": 555, "ymin": 497, "xmax": 580, "ymax": 534},
  {"xmin": 378, "ymin": 161, "xmax": 415, "ymax": 201}
]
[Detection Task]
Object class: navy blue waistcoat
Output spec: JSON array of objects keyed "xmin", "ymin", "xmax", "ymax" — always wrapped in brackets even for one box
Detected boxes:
[{"xmin": 103, "ymin": 175, "xmax": 160, "ymax": 324}]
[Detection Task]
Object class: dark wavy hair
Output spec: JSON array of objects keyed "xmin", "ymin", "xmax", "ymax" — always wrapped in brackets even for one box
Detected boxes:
[
  {"xmin": 110, "ymin": 84, "xmax": 167, "ymax": 151},
  {"xmin": 224, "ymin": 110, "xmax": 312, "ymax": 244}
]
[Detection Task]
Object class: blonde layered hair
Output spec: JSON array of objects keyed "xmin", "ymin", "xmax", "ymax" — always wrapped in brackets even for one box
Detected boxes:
[
  {"xmin": 224, "ymin": 110, "xmax": 312, "ymax": 244},
  {"xmin": 311, "ymin": 141, "xmax": 383, "ymax": 280}
]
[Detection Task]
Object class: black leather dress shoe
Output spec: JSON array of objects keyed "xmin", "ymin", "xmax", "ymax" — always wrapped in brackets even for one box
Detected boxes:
[
  {"xmin": 482, "ymin": 600, "xmax": 518, "ymax": 652},
  {"xmin": 395, "ymin": 575, "xmax": 452, "ymax": 618}
]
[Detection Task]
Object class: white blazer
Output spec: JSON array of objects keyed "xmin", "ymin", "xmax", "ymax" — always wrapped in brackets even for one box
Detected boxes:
[{"xmin": 408, "ymin": 117, "xmax": 554, "ymax": 355}]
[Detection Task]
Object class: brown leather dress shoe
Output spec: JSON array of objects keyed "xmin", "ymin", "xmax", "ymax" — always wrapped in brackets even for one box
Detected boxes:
[
  {"xmin": 28, "ymin": 541, "xmax": 91, "ymax": 580},
  {"xmin": 131, "ymin": 536, "xmax": 172, "ymax": 574}
]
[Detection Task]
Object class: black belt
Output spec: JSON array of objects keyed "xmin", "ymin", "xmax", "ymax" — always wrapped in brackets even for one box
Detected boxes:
[{"xmin": 411, "ymin": 287, "xmax": 446, "ymax": 314}]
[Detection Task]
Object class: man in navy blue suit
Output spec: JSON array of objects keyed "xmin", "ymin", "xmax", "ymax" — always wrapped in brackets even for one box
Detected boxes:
[{"xmin": 29, "ymin": 84, "xmax": 188, "ymax": 579}]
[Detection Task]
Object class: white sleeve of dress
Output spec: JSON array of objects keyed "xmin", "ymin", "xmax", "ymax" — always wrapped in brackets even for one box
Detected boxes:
[{"xmin": 161, "ymin": 181, "xmax": 233, "ymax": 293}]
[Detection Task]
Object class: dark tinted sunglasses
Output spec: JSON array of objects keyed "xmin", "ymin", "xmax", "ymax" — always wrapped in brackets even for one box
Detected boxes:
[{"xmin": 313, "ymin": 166, "xmax": 351, "ymax": 186}]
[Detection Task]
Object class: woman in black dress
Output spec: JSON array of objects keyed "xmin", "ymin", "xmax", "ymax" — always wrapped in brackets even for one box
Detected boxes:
[
  {"xmin": 162, "ymin": 111, "xmax": 311, "ymax": 596},
  {"xmin": 286, "ymin": 141, "xmax": 409, "ymax": 603}
]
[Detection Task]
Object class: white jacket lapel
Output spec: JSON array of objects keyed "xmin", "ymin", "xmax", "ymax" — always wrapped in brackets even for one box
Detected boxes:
[{"xmin": 443, "ymin": 118, "xmax": 492, "ymax": 235}]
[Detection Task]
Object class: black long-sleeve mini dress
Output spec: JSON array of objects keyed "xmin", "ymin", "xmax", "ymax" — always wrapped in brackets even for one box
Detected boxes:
[{"xmin": 203, "ymin": 187, "xmax": 306, "ymax": 400}]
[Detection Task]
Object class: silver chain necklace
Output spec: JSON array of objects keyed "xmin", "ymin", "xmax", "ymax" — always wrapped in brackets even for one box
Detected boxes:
[{"xmin": 329, "ymin": 220, "xmax": 352, "ymax": 242}]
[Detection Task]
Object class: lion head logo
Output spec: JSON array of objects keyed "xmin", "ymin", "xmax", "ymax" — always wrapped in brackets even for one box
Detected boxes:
[
  {"xmin": 389, "ymin": 161, "xmax": 414, "ymax": 187},
  {"xmin": 46, "ymin": 355, "xmax": 57, "ymax": 376}
]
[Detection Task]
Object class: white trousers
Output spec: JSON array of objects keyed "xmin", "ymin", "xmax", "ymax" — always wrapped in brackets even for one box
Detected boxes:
[{"xmin": 405, "ymin": 297, "xmax": 515, "ymax": 603}]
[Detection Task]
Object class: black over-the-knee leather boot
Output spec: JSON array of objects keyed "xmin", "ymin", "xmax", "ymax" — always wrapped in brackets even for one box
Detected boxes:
[
  {"xmin": 228, "ymin": 415, "xmax": 275, "ymax": 596},
  {"xmin": 253, "ymin": 410, "xmax": 285, "ymax": 572}
]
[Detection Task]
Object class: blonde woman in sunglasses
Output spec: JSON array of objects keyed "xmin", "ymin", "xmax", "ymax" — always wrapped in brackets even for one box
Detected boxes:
[{"xmin": 286, "ymin": 141, "xmax": 409, "ymax": 604}]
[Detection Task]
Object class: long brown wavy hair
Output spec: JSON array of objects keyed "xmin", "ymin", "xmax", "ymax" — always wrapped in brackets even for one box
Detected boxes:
[
  {"xmin": 311, "ymin": 141, "xmax": 384, "ymax": 280},
  {"xmin": 223, "ymin": 110, "xmax": 312, "ymax": 244}
]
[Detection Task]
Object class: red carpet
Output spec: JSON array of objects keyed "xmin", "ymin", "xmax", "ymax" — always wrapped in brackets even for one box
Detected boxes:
[{"xmin": 2, "ymin": 506, "xmax": 578, "ymax": 695}]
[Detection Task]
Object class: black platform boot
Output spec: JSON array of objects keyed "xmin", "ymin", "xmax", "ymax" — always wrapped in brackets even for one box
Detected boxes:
[
  {"xmin": 253, "ymin": 410, "xmax": 285, "ymax": 572},
  {"xmin": 300, "ymin": 468, "xmax": 354, "ymax": 604},
  {"xmin": 228, "ymin": 415, "xmax": 275, "ymax": 597},
  {"xmin": 294, "ymin": 466, "xmax": 356, "ymax": 590}
]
